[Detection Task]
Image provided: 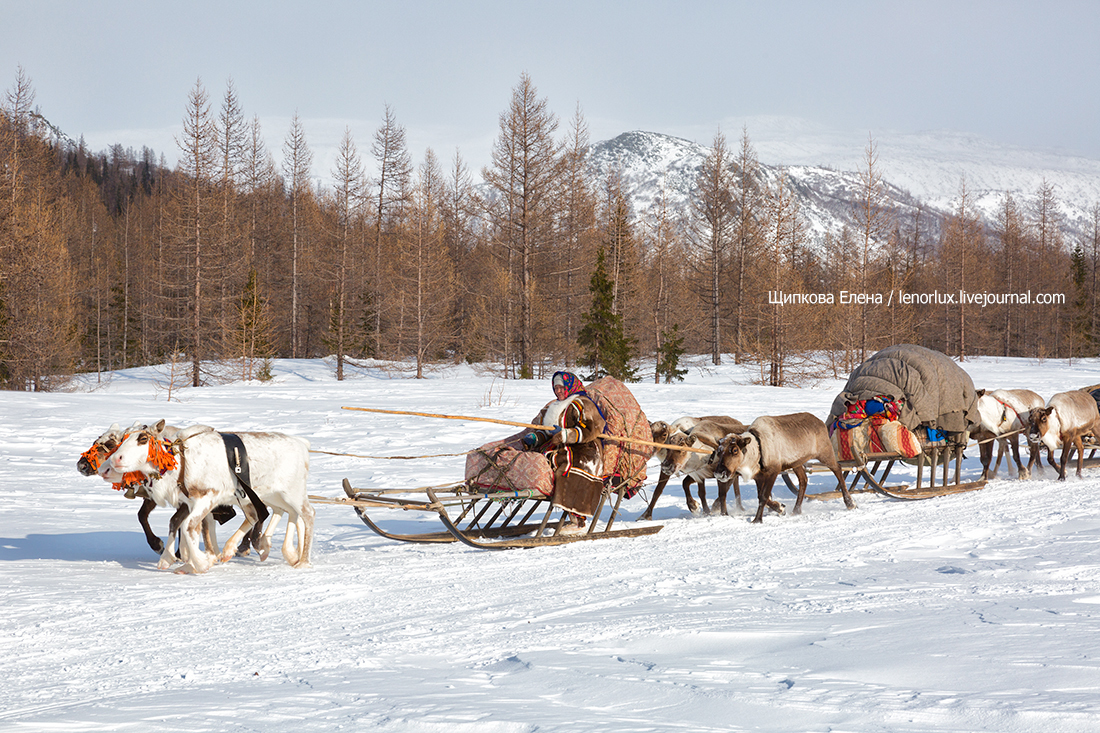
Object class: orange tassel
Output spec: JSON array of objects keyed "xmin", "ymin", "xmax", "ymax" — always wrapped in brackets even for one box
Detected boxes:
[
  {"xmin": 147, "ymin": 438, "xmax": 178, "ymax": 474},
  {"xmin": 112, "ymin": 471, "xmax": 148, "ymax": 492}
]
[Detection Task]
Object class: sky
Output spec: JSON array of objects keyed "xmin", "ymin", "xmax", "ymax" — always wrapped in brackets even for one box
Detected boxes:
[{"xmin": 3, "ymin": 0, "xmax": 1099, "ymax": 182}]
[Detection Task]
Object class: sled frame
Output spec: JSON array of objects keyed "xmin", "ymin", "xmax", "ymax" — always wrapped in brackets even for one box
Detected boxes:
[{"xmin": 336, "ymin": 478, "xmax": 662, "ymax": 550}]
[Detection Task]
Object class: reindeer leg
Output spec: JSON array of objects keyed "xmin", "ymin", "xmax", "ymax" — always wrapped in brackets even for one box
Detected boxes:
[
  {"xmin": 177, "ymin": 497, "xmax": 217, "ymax": 574},
  {"xmin": 640, "ymin": 472, "xmax": 671, "ymax": 521},
  {"xmin": 792, "ymin": 465, "xmax": 809, "ymax": 515},
  {"xmin": 259, "ymin": 509, "xmax": 284, "ymax": 561},
  {"xmin": 751, "ymin": 477, "xmax": 768, "ymax": 524},
  {"xmin": 137, "ymin": 498, "xmax": 164, "ymax": 554},
  {"xmin": 715, "ymin": 479, "xmax": 730, "ymax": 516},
  {"xmin": 1010, "ymin": 435, "xmax": 1027, "ymax": 479},
  {"xmin": 219, "ymin": 501, "xmax": 258, "ymax": 563},
  {"xmin": 1075, "ymin": 436, "xmax": 1086, "ymax": 478},
  {"xmin": 733, "ymin": 474, "xmax": 744, "ymax": 512},
  {"xmin": 681, "ymin": 476, "xmax": 701, "ymax": 514},
  {"xmin": 158, "ymin": 503, "xmax": 188, "ymax": 570},
  {"xmin": 993, "ymin": 438, "xmax": 1006, "ymax": 478},
  {"xmin": 979, "ymin": 439, "xmax": 993, "ymax": 480},
  {"xmin": 695, "ymin": 478, "xmax": 710, "ymax": 515}
]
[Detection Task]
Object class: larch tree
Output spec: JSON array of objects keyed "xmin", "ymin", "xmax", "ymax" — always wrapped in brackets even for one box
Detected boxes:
[
  {"xmin": 0, "ymin": 70, "xmax": 78, "ymax": 389},
  {"xmin": 688, "ymin": 129, "xmax": 735, "ymax": 365},
  {"xmin": 762, "ymin": 170, "xmax": 806, "ymax": 386},
  {"xmin": 213, "ymin": 79, "xmax": 248, "ymax": 341},
  {"xmin": 330, "ymin": 127, "xmax": 365, "ymax": 380},
  {"xmin": 556, "ymin": 104, "xmax": 597, "ymax": 366},
  {"xmin": 174, "ymin": 78, "xmax": 218, "ymax": 386},
  {"xmin": 369, "ymin": 104, "xmax": 412, "ymax": 358},
  {"xmin": 853, "ymin": 135, "xmax": 891, "ymax": 361},
  {"xmin": 398, "ymin": 148, "xmax": 456, "ymax": 378},
  {"xmin": 281, "ymin": 111, "xmax": 312, "ymax": 358},
  {"xmin": 731, "ymin": 126, "xmax": 763, "ymax": 363},
  {"xmin": 482, "ymin": 73, "xmax": 562, "ymax": 378}
]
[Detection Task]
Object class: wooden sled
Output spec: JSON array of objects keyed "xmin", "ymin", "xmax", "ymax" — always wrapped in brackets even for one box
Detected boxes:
[
  {"xmin": 332, "ymin": 478, "xmax": 663, "ymax": 550},
  {"xmin": 791, "ymin": 442, "xmax": 986, "ymax": 503}
]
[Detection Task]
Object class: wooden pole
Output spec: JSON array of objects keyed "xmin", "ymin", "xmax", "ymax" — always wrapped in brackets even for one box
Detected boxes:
[{"xmin": 340, "ymin": 405, "xmax": 713, "ymax": 454}]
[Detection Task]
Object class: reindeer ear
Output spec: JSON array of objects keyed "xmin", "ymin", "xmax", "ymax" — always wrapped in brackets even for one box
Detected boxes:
[
  {"xmin": 736, "ymin": 435, "xmax": 752, "ymax": 450},
  {"xmin": 153, "ymin": 419, "xmax": 166, "ymax": 433},
  {"xmin": 976, "ymin": 389, "xmax": 986, "ymax": 397},
  {"xmin": 108, "ymin": 422, "xmax": 121, "ymax": 432}
]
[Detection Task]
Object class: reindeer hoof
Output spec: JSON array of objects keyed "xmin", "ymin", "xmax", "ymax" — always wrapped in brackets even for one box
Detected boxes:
[{"xmin": 687, "ymin": 500, "xmax": 700, "ymax": 514}]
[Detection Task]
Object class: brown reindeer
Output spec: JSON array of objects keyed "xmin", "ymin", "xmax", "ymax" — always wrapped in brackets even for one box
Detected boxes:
[
  {"xmin": 1028, "ymin": 391, "xmax": 1100, "ymax": 480},
  {"xmin": 641, "ymin": 416, "xmax": 745, "ymax": 520},
  {"xmin": 711, "ymin": 412, "xmax": 855, "ymax": 523}
]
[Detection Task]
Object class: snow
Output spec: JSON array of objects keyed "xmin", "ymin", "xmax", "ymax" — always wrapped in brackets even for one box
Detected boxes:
[{"xmin": 4, "ymin": 356, "xmax": 1100, "ymax": 732}]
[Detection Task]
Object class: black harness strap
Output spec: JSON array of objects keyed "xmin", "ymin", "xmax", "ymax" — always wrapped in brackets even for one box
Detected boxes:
[{"xmin": 219, "ymin": 433, "xmax": 270, "ymax": 547}]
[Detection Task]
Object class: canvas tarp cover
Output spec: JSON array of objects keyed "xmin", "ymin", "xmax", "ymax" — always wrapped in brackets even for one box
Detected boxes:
[{"xmin": 828, "ymin": 344, "xmax": 979, "ymax": 434}]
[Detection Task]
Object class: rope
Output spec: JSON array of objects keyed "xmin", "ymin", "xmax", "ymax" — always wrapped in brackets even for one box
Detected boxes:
[
  {"xmin": 341, "ymin": 405, "xmax": 711, "ymax": 454},
  {"xmin": 309, "ymin": 448, "xmax": 475, "ymax": 460}
]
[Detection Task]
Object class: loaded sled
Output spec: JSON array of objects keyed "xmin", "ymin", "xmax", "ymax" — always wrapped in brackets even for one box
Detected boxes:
[
  {"xmin": 336, "ymin": 376, "xmax": 665, "ymax": 550},
  {"xmin": 820, "ymin": 345, "xmax": 988, "ymax": 501}
]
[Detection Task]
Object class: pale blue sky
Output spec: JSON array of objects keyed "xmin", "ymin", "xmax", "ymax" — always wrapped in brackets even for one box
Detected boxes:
[{"xmin": 3, "ymin": 0, "xmax": 1098, "ymax": 178}]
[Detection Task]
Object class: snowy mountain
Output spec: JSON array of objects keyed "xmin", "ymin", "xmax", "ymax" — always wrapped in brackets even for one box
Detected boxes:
[{"xmin": 588, "ymin": 128, "xmax": 1100, "ymax": 247}]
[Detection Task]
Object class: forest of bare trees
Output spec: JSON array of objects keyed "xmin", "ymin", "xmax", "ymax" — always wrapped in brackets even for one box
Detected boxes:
[{"xmin": 2, "ymin": 68, "xmax": 1098, "ymax": 391}]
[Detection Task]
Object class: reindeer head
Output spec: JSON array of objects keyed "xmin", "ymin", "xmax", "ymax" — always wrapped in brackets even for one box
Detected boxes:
[
  {"xmin": 77, "ymin": 423, "xmax": 125, "ymax": 476},
  {"xmin": 712, "ymin": 434, "xmax": 754, "ymax": 483},
  {"xmin": 1027, "ymin": 406, "xmax": 1060, "ymax": 450},
  {"xmin": 101, "ymin": 419, "xmax": 175, "ymax": 479},
  {"xmin": 659, "ymin": 432, "xmax": 694, "ymax": 477},
  {"xmin": 650, "ymin": 420, "xmax": 671, "ymax": 445}
]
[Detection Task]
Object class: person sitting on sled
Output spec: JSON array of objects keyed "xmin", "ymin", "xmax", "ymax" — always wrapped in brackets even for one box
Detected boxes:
[{"xmin": 522, "ymin": 371, "xmax": 607, "ymax": 531}]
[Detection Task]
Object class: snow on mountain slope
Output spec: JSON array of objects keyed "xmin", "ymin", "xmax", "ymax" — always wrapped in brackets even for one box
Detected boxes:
[{"xmin": 589, "ymin": 123, "xmax": 1100, "ymax": 246}]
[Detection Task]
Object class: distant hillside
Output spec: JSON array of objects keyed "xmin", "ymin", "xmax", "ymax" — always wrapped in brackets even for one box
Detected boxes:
[{"xmin": 587, "ymin": 129, "xmax": 1100, "ymax": 247}]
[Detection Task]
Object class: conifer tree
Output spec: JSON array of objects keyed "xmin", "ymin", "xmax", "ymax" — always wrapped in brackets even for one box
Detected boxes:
[
  {"xmin": 235, "ymin": 268, "xmax": 274, "ymax": 381},
  {"xmin": 578, "ymin": 248, "xmax": 637, "ymax": 381},
  {"xmin": 656, "ymin": 324, "xmax": 687, "ymax": 383}
]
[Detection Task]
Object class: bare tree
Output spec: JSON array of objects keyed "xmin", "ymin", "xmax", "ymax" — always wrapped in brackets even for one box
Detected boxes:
[
  {"xmin": 853, "ymin": 134, "xmax": 891, "ymax": 361},
  {"xmin": 397, "ymin": 149, "xmax": 456, "ymax": 378},
  {"xmin": 731, "ymin": 126, "xmax": 763, "ymax": 363},
  {"xmin": 370, "ymin": 104, "xmax": 412, "ymax": 358},
  {"xmin": 482, "ymin": 73, "xmax": 562, "ymax": 378},
  {"xmin": 330, "ymin": 127, "xmax": 365, "ymax": 380},
  {"xmin": 281, "ymin": 111, "xmax": 312, "ymax": 358},
  {"xmin": 688, "ymin": 129, "xmax": 735, "ymax": 365},
  {"xmin": 174, "ymin": 79, "xmax": 218, "ymax": 386}
]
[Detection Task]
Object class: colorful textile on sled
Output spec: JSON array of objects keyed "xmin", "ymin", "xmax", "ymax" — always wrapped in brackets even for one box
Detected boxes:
[
  {"xmin": 464, "ymin": 434, "xmax": 555, "ymax": 497},
  {"xmin": 830, "ymin": 396, "xmax": 920, "ymax": 462},
  {"xmin": 584, "ymin": 376, "xmax": 653, "ymax": 499}
]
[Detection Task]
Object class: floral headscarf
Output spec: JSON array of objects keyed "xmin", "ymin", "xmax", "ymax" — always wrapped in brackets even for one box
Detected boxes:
[{"xmin": 552, "ymin": 371, "xmax": 586, "ymax": 399}]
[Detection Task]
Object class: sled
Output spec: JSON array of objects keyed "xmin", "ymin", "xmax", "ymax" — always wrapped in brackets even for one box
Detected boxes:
[{"xmin": 332, "ymin": 478, "xmax": 663, "ymax": 550}]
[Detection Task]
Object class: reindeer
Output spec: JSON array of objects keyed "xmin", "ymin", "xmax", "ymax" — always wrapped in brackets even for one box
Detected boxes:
[
  {"xmin": 1027, "ymin": 391, "xmax": 1100, "ymax": 480},
  {"xmin": 80, "ymin": 423, "xmax": 229, "ymax": 567},
  {"xmin": 640, "ymin": 416, "xmax": 745, "ymax": 520},
  {"xmin": 711, "ymin": 412, "xmax": 855, "ymax": 524},
  {"xmin": 104, "ymin": 420, "xmax": 314, "ymax": 573},
  {"xmin": 973, "ymin": 388, "xmax": 1046, "ymax": 480}
]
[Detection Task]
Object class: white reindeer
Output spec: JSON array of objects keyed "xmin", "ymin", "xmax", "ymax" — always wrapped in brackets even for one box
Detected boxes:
[
  {"xmin": 974, "ymin": 388, "xmax": 1046, "ymax": 479},
  {"xmin": 104, "ymin": 420, "xmax": 314, "ymax": 573}
]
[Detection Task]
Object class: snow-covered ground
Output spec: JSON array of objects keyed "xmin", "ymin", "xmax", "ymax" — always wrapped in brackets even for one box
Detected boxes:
[{"xmin": 4, "ymin": 355, "xmax": 1100, "ymax": 732}]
